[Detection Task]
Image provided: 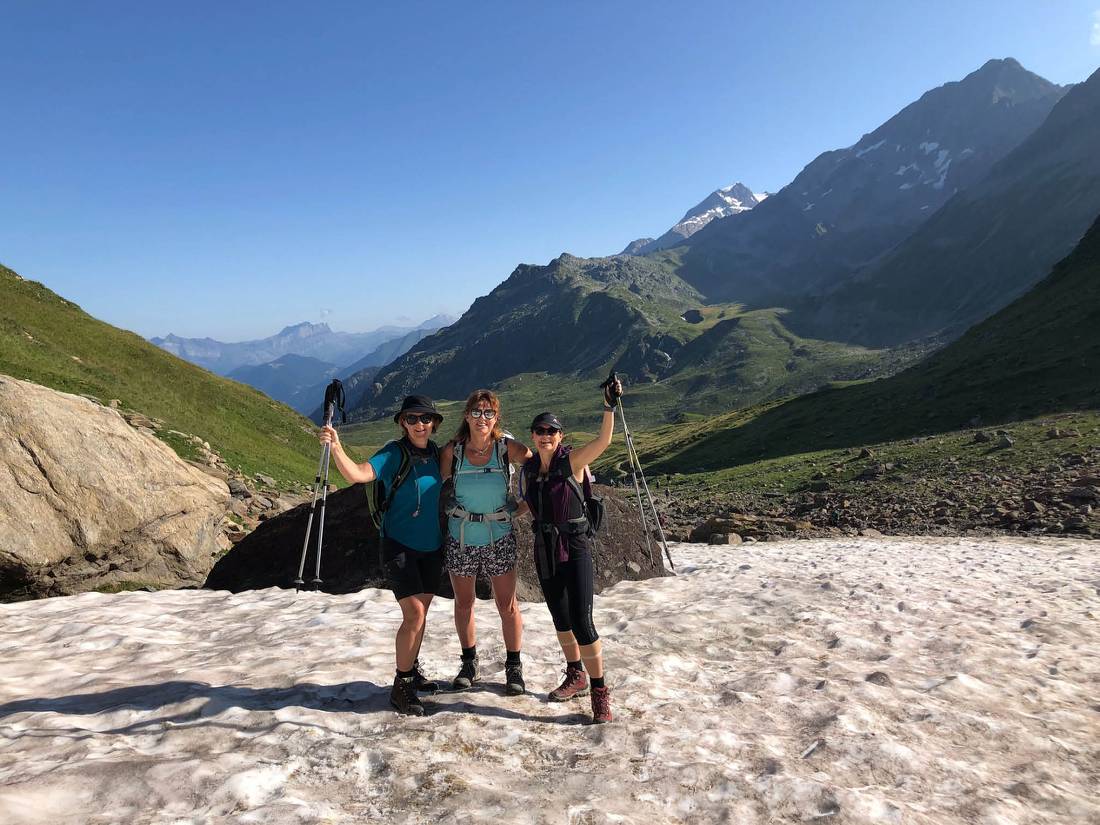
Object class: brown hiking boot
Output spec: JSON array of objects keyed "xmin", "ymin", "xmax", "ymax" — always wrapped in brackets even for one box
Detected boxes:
[
  {"xmin": 590, "ymin": 685, "xmax": 612, "ymax": 724},
  {"xmin": 548, "ymin": 665, "xmax": 588, "ymax": 702}
]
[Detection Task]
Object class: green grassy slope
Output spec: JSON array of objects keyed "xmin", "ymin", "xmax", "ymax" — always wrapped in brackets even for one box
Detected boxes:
[
  {"xmin": 343, "ymin": 251, "xmax": 907, "ymax": 431},
  {"xmin": 615, "ymin": 210, "xmax": 1100, "ymax": 475},
  {"xmin": 0, "ymin": 265, "xmax": 320, "ymax": 485}
]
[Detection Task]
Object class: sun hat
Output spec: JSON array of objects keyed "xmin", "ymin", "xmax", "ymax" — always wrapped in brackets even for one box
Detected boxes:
[{"xmin": 393, "ymin": 394, "xmax": 443, "ymax": 424}]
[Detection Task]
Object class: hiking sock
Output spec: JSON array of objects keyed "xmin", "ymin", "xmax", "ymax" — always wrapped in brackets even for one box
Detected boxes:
[
  {"xmin": 567, "ymin": 660, "xmax": 583, "ymax": 671},
  {"xmin": 397, "ymin": 668, "xmax": 415, "ymax": 679},
  {"xmin": 506, "ymin": 650, "xmax": 522, "ymax": 665},
  {"xmin": 590, "ymin": 676, "xmax": 605, "ymax": 689},
  {"xmin": 462, "ymin": 646, "xmax": 477, "ymax": 660}
]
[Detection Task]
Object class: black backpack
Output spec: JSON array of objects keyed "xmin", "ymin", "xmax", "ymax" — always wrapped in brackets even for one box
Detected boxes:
[
  {"xmin": 521, "ymin": 448, "xmax": 605, "ymax": 537},
  {"xmin": 365, "ymin": 439, "xmax": 440, "ymax": 531}
]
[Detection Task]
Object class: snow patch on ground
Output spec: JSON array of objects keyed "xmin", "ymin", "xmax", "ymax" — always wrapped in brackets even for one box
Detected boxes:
[
  {"xmin": 855, "ymin": 139, "xmax": 886, "ymax": 158},
  {"xmin": 1, "ymin": 537, "xmax": 1098, "ymax": 824}
]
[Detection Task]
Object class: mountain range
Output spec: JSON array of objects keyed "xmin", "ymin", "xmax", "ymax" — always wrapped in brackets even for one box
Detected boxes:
[
  {"xmin": 792, "ymin": 63, "xmax": 1100, "ymax": 345},
  {"xmin": 341, "ymin": 58, "xmax": 1096, "ymax": 428},
  {"xmin": 151, "ymin": 315, "xmax": 453, "ymax": 376},
  {"xmin": 674, "ymin": 58, "xmax": 1067, "ymax": 307},
  {"xmin": 639, "ymin": 208, "xmax": 1100, "ymax": 474},
  {"xmin": 228, "ymin": 320, "xmax": 450, "ymax": 413}
]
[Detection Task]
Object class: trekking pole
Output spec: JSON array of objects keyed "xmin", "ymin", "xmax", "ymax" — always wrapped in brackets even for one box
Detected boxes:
[
  {"xmin": 294, "ymin": 444, "xmax": 329, "ymax": 590},
  {"xmin": 293, "ymin": 379, "xmax": 346, "ymax": 591},
  {"xmin": 614, "ymin": 393, "xmax": 675, "ymax": 572}
]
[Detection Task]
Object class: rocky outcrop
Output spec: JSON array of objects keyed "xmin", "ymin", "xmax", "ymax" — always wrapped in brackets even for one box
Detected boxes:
[
  {"xmin": 0, "ymin": 375, "xmax": 230, "ymax": 600},
  {"xmin": 204, "ymin": 483, "xmax": 669, "ymax": 600}
]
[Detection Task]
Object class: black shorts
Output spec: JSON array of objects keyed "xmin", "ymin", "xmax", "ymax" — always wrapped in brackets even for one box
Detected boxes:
[{"xmin": 382, "ymin": 538, "xmax": 443, "ymax": 601}]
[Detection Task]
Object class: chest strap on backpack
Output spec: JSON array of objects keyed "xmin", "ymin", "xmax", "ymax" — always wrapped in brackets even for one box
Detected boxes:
[
  {"xmin": 446, "ymin": 439, "xmax": 516, "ymax": 559},
  {"xmin": 529, "ymin": 459, "xmax": 589, "ymax": 579}
]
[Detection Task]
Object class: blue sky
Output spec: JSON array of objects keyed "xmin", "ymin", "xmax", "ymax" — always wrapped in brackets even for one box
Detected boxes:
[{"xmin": 2, "ymin": 1, "xmax": 1098, "ymax": 340}]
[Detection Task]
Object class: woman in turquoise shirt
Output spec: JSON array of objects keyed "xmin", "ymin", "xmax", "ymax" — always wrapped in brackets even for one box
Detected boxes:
[
  {"xmin": 320, "ymin": 394, "xmax": 444, "ymax": 717},
  {"xmin": 439, "ymin": 390, "xmax": 532, "ymax": 695}
]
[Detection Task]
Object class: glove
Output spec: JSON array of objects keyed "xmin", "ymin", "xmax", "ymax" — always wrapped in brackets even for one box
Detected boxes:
[{"xmin": 603, "ymin": 378, "xmax": 623, "ymax": 407}]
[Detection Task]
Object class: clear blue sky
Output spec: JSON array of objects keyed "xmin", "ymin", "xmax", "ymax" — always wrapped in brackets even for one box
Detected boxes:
[{"xmin": 2, "ymin": 1, "xmax": 1098, "ymax": 340}]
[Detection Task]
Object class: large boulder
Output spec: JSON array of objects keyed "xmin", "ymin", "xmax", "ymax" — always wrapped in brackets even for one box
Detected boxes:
[
  {"xmin": 204, "ymin": 483, "xmax": 669, "ymax": 600},
  {"xmin": 0, "ymin": 375, "xmax": 230, "ymax": 600}
]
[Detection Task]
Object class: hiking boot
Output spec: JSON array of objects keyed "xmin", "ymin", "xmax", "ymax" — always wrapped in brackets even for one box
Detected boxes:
[
  {"xmin": 451, "ymin": 655, "xmax": 480, "ymax": 690},
  {"xmin": 504, "ymin": 661, "xmax": 526, "ymax": 696},
  {"xmin": 548, "ymin": 665, "xmax": 588, "ymax": 702},
  {"xmin": 412, "ymin": 659, "xmax": 438, "ymax": 693},
  {"xmin": 390, "ymin": 675, "xmax": 425, "ymax": 716},
  {"xmin": 590, "ymin": 685, "xmax": 612, "ymax": 724}
]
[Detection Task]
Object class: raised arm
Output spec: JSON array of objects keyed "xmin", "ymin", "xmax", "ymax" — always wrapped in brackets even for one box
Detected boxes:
[
  {"xmin": 320, "ymin": 425, "xmax": 376, "ymax": 484},
  {"xmin": 567, "ymin": 376, "xmax": 622, "ymax": 477}
]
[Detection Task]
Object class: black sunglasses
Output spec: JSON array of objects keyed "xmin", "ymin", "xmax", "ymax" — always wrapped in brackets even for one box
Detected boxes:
[
  {"xmin": 403, "ymin": 413, "xmax": 436, "ymax": 425},
  {"xmin": 532, "ymin": 426, "xmax": 561, "ymax": 436}
]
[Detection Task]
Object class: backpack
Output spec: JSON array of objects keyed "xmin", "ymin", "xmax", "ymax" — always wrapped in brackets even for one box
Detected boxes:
[
  {"xmin": 520, "ymin": 447, "xmax": 605, "ymax": 537},
  {"xmin": 365, "ymin": 439, "xmax": 440, "ymax": 532},
  {"xmin": 445, "ymin": 436, "xmax": 518, "ymax": 552},
  {"xmin": 449, "ymin": 436, "xmax": 516, "ymax": 498}
]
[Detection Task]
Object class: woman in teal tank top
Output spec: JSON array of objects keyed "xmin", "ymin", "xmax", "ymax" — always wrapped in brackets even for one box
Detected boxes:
[{"xmin": 439, "ymin": 390, "xmax": 532, "ymax": 695}]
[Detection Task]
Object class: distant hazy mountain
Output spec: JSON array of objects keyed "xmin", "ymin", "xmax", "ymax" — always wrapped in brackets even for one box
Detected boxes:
[
  {"xmin": 677, "ymin": 58, "xmax": 1067, "ymax": 306},
  {"xmin": 151, "ymin": 315, "xmax": 455, "ymax": 376},
  {"xmin": 294, "ymin": 320, "xmax": 451, "ymax": 416},
  {"xmin": 794, "ymin": 64, "xmax": 1100, "ymax": 346},
  {"xmin": 227, "ymin": 354, "xmax": 340, "ymax": 411},
  {"xmin": 622, "ymin": 183, "xmax": 760, "ymax": 256}
]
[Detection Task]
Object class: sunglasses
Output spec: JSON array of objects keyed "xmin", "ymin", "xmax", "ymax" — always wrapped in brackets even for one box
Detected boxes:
[
  {"xmin": 403, "ymin": 413, "xmax": 436, "ymax": 425},
  {"xmin": 468, "ymin": 409, "xmax": 497, "ymax": 420},
  {"xmin": 532, "ymin": 426, "xmax": 561, "ymax": 436}
]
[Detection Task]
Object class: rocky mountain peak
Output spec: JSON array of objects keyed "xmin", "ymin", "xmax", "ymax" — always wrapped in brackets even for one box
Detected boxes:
[
  {"xmin": 275, "ymin": 321, "xmax": 333, "ymax": 338},
  {"xmin": 623, "ymin": 181, "xmax": 760, "ymax": 256}
]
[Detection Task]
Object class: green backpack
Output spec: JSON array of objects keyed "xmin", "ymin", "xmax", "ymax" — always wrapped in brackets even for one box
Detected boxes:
[{"xmin": 365, "ymin": 439, "xmax": 440, "ymax": 532}]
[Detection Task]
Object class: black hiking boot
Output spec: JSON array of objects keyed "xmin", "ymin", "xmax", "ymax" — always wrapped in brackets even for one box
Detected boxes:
[
  {"xmin": 451, "ymin": 654, "xmax": 480, "ymax": 691},
  {"xmin": 412, "ymin": 659, "xmax": 438, "ymax": 693},
  {"xmin": 504, "ymin": 660, "xmax": 526, "ymax": 696},
  {"xmin": 389, "ymin": 674, "xmax": 425, "ymax": 716}
]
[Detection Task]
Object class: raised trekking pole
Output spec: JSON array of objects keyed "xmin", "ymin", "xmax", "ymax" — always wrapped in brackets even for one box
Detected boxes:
[
  {"xmin": 294, "ymin": 379, "xmax": 346, "ymax": 591},
  {"xmin": 601, "ymin": 371, "xmax": 675, "ymax": 572}
]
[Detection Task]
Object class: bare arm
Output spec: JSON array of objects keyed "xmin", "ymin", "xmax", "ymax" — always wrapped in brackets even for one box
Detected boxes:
[
  {"xmin": 567, "ymin": 408, "xmax": 615, "ymax": 477},
  {"xmin": 567, "ymin": 376, "xmax": 622, "ymax": 478},
  {"xmin": 440, "ymin": 442, "xmax": 456, "ymax": 482},
  {"xmin": 320, "ymin": 425, "xmax": 376, "ymax": 484},
  {"xmin": 506, "ymin": 437, "xmax": 533, "ymax": 465},
  {"xmin": 506, "ymin": 438, "xmax": 532, "ymax": 517}
]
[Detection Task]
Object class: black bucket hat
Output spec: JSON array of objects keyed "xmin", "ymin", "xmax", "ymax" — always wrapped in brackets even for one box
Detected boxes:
[
  {"xmin": 530, "ymin": 412, "xmax": 563, "ymax": 432},
  {"xmin": 393, "ymin": 394, "xmax": 443, "ymax": 424}
]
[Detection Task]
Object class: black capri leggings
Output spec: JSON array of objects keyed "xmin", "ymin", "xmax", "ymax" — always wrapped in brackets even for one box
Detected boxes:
[{"xmin": 537, "ymin": 545, "xmax": 598, "ymax": 646}]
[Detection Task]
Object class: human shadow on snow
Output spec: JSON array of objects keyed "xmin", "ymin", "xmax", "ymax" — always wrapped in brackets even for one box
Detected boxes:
[
  {"xmin": 0, "ymin": 679, "xmax": 393, "ymax": 722},
  {"xmin": 0, "ymin": 680, "xmax": 590, "ymax": 727}
]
